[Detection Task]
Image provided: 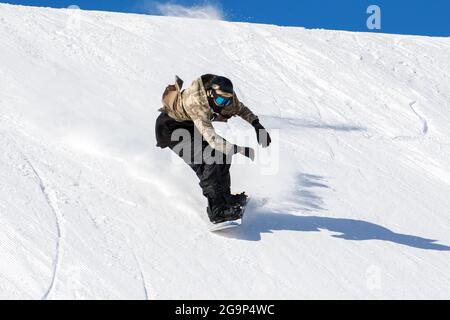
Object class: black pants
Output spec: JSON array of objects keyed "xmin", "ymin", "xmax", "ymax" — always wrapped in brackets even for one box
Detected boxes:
[{"xmin": 155, "ymin": 112, "xmax": 231, "ymax": 208}]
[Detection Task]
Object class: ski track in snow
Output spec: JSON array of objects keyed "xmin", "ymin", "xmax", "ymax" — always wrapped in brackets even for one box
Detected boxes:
[
  {"xmin": 409, "ymin": 101, "xmax": 429, "ymax": 135},
  {"xmin": 131, "ymin": 250, "xmax": 149, "ymax": 300},
  {"xmin": 24, "ymin": 158, "xmax": 63, "ymax": 300}
]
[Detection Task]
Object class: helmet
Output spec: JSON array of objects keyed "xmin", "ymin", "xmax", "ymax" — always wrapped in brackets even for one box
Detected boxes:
[
  {"xmin": 209, "ymin": 76, "xmax": 233, "ymax": 95},
  {"xmin": 204, "ymin": 75, "xmax": 234, "ymax": 108}
]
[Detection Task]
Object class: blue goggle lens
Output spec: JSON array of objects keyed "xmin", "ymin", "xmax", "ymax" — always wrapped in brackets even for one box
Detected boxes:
[{"xmin": 214, "ymin": 96, "xmax": 231, "ymax": 106}]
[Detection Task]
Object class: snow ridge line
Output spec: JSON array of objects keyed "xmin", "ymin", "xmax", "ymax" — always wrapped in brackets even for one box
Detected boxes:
[
  {"xmin": 409, "ymin": 101, "xmax": 429, "ymax": 135},
  {"xmin": 24, "ymin": 159, "xmax": 63, "ymax": 300}
]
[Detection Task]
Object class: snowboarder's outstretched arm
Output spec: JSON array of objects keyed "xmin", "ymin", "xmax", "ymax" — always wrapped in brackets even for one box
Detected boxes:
[
  {"xmin": 234, "ymin": 94, "xmax": 259, "ymax": 124},
  {"xmin": 235, "ymin": 97, "xmax": 272, "ymax": 148},
  {"xmin": 191, "ymin": 116, "xmax": 233, "ymax": 155},
  {"xmin": 189, "ymin": 113, "xmax": 255, "ymax": 160}
]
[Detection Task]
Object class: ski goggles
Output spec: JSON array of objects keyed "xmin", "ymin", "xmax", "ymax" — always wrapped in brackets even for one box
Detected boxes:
[{"xmin": 212, "ymin": 91, "xmax": 233, "ymax": 107}]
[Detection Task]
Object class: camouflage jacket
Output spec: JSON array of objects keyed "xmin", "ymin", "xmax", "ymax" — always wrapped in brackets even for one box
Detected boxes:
[{"xmin": 159, "ymin": 75, "xmax": 258, "ymax": 154}]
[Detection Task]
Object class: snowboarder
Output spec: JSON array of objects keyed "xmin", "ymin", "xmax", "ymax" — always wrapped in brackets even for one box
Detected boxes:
[{"xmin": 155, "ymin": 74, "xmax": 271, "ymax": 224}]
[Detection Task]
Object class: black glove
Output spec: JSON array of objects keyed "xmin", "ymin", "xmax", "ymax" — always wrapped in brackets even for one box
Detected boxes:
[
  {"xmin": 252, "ymin": 119, "xmax": 271, "ymax": 148},
  {"xmin": 233, "ymin": 145, "xmax": 255, "ymax": 161}
]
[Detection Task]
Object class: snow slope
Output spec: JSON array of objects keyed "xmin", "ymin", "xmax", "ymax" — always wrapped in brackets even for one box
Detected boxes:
[{"xmin": 1, "ymin": 4, "xmax": 450, "ymax": 299}]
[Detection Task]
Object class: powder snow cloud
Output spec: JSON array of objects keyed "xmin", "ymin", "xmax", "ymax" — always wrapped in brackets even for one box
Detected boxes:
[{"xmin": 152, "ymin": 2, "xmax": 225, "ymax": 20}]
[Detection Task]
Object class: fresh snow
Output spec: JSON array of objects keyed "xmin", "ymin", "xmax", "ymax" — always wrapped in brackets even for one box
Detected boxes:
[{"xmin": 1, "ymin": 4, "xmax": 450, "ymax": 299}]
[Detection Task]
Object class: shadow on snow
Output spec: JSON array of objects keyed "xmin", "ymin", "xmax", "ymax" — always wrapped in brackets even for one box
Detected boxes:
[{"xmin": 223, "ymin": 174, "xmax": 450, "ymax": 251}]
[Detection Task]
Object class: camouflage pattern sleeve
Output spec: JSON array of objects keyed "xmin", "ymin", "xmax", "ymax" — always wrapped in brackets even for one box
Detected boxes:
[
  {"xmin": 191, "ymin": 116, "xmax": 235, "ymax": 155},
  {"xmin": 234, "ymin": 94, "xmax": 259, "ymax": 124}
]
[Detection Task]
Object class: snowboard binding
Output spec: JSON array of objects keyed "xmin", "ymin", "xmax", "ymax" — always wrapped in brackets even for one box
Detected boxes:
[
  {"xmin": 207, "ymin": 204, "xmax": 243, "ymax": 224},
  {"xmin": 208, "ymin": 194, "xmax": 250, "ymax": 232}
]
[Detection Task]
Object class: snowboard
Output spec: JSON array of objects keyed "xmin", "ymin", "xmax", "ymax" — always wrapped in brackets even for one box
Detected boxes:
[
  {"xmin": 209, "ymin": 218, "xmax": 243, "ymax": 232},
  {"xmin": 209, "ymin": 198, "xmax": 249, "ymax": 232}
]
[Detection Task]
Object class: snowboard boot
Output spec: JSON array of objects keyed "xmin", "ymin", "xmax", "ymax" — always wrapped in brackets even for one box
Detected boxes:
[
  {"xmin": 224, "ymin": 192, "xmax": 248, "ymax": 207},
  {"xmin": 203, "ymin": 183, "xmax": 243, "ymax": 224},
  {"xmin": 207, "ymin": 204, "xmax": 243, "ymax": 224}
]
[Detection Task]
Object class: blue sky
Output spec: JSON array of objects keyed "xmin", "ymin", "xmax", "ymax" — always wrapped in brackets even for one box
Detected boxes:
[{"xmin": 1, "ymin": 0, "xmax": 449, "ymax": 36}]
